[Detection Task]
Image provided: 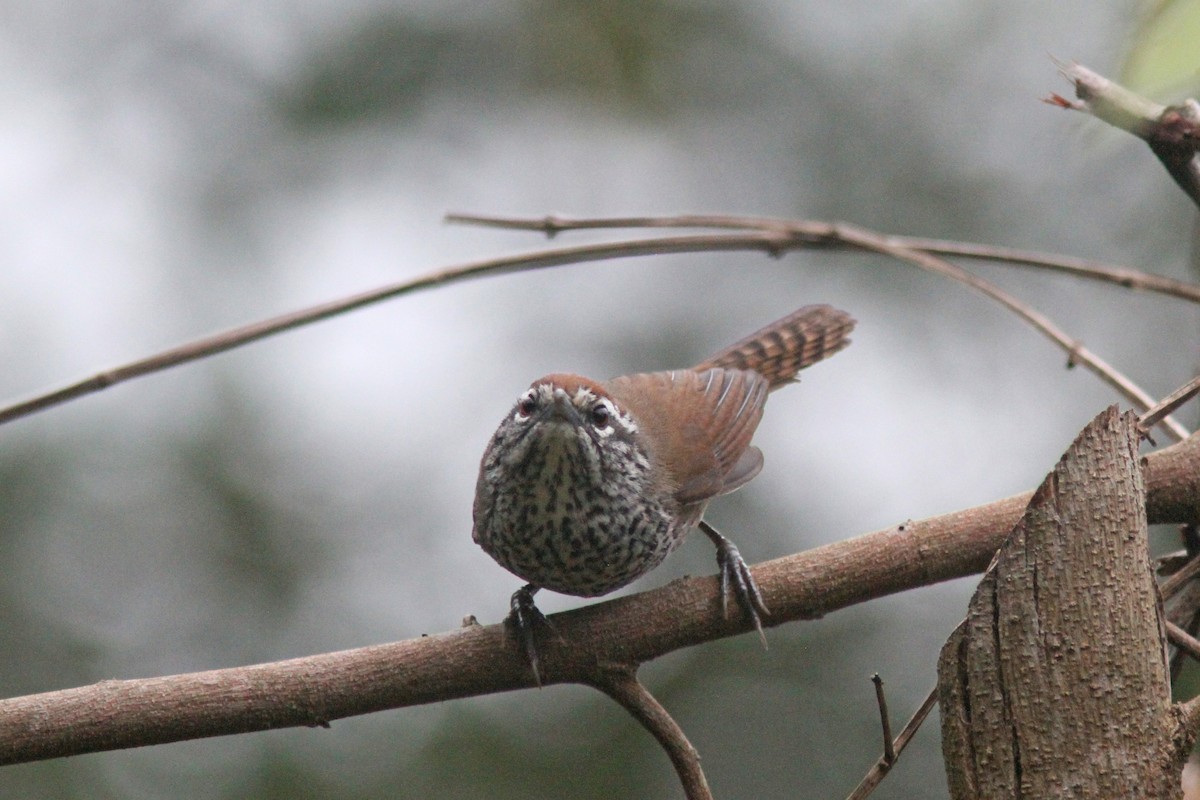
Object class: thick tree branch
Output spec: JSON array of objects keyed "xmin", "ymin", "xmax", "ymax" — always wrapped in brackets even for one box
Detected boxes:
[{"xmin": 3, "ymin": 432, "xmax": 1198, "ymax": 766}]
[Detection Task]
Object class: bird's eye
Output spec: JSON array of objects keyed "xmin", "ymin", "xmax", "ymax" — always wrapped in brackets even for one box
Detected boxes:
[
  {"xmin": 590, "ymin": 403, "xmax": 611, "ymax": 428},
  {"xmin": 517, "ymin": 396, "xmax": 538, "ymax": 418}
]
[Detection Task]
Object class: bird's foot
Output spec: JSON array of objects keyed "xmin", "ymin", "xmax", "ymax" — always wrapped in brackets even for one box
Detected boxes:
[
  {"xmin": 700, "ymin": 521, "xmax": 769, "ymax": 647},
  {"xmin": 507, "ymin": 584, "xmax": 557, "ymax": 686}
]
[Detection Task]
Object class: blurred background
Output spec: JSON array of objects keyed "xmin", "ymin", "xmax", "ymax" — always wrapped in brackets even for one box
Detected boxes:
[{"xmin": 1, "ymin": 1, "xmax": 1198, "ymax": 797}]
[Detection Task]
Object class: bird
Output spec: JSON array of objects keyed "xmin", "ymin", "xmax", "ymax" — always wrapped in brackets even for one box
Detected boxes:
[{"xmin": 472, "ymin": 304, "xmax": 855, "ymax": 682}]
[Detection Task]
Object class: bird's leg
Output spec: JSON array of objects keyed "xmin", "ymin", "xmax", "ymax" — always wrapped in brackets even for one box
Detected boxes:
[
  {"xmin": 699, "ymin": 520, "xmax": 769, "ymax": 646},
  {"xmin": 507, "ymin": 583, "xmax": 555, "ymax": 686}
]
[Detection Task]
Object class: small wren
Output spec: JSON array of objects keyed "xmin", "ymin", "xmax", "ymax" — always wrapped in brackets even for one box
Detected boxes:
[{"xmin": 472, "ymin": 305, "xmax": 855, "ymax": 681}]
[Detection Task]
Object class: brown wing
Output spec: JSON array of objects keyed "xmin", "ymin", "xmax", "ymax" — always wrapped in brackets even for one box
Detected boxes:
[
  {"xmin": 605, "ymin": 368, "xmax": 768, "ymax": 506},
  {"xmin": 695, "ymin": 305, "xmax": 855, "ymax": 390}
]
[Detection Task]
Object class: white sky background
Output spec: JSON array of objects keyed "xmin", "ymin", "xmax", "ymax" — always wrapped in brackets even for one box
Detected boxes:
[{"xmin": 1, "ymin": 2, "xmax": 1197, "ymax": 797}]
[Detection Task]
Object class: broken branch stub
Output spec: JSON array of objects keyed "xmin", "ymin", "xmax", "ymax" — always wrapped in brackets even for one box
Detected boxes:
[{"xmin": 938, "ymin": 406, "xmax": 1184, "ymax": 798}]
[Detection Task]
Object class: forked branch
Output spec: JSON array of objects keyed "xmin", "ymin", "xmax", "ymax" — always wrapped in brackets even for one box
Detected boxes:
[
  {"xmin": 592, "ymin": 669, "xmax": 712, "ymax": 800},
  {"xmin": 846, "ymin": 684, "xmax": 938, "ymax": 800}
]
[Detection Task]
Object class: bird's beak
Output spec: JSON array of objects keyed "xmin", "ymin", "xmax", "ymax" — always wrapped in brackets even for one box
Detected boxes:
[{"xmin": 545, "ymin": 390, "xmax": 583, "ymax": 426}]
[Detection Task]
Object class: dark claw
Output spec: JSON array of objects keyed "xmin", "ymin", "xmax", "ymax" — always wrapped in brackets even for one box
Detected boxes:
[
  {"xmin": 508, "ymin": 584, "xmax": 556, "ymax": 686},
  {"xmin": 699, "ymin": 521, "xmax": 770, "ymax": 647}
]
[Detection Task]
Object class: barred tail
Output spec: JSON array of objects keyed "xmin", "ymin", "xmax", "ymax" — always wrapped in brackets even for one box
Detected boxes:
[{"xmin": 695, "ymin": 305, "xmax": 855, "ymax": 390}]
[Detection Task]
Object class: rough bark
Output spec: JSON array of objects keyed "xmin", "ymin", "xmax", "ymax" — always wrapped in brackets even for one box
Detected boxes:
[{"xmin": 939, "ymin": 407, "xmax": 1185, "ymax": 798}]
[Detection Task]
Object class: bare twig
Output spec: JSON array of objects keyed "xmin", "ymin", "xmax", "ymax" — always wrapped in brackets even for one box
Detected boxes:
[
  {"xmin": 0, "ymin": 232, "xmax": 794, "ymax": 427},
  {"xmin": 592, "ymin": 669, "xmax": 712, "ymax": 800},
  {"xmin": 1140, "ymin": 375, "xmax": 1200, "ymax": 440},
  {"xmin": 447, "ymin": 212, "xmax": 1200, "ymax": 303},
  {"xmin": 887, "ymin": 236, "xmax": 1200, "ymax": 304},
  {"xmin": 450, "ymin": 212, "xmax": 1191, "ymax": 441},
  {"xmin": 871, "ymin": 674, "xmax": 896, "ymax": 764},
  {"xmin": 833, "ymin": 222, "xmax": 1188, "ymax": 442},
  {"xmin": 1167, "ymin": 621, "xmax": 1200, "ymax": 663},
  {"xmin": 1162, "ymin": 527, "xmax": 1200, "ymax": 681},
  {"xmin": 1160, "ymin": 550, "xmax": 1200, "ymax": 601},
  {"xmin": 846, "ymin": 686, "xmax": 938, "ymax": 800},
  {"xmin": 6, "ymin": 211, "xmax": 1194, "ymax": 440}
]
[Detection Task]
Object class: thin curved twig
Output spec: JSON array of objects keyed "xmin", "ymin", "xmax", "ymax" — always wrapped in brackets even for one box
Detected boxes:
[
  {"xmin": 446, "ymin": 212, "xmax": 1200, "ymax": 303},
  {"xmin": 4, "ymin": 213, "xmax": 1192, "ymax": 442},
  {"xmin": 890, "ymin": 237, "xmax": 1200, "ymax": 303},
  {"xmin": 591, "ymin": 668, "xmax": 712, "ymax": 800},
  {"xmin": 832, "ymin": 221, "xmax": 1190, "ymax": 443},
  {"xmin": 0, "ymin": 232, "xmax": 793, "ymax": 427},
  {"xmin": 449, "ymin": 212, "xmax": 1191, "ymax": 442}
]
